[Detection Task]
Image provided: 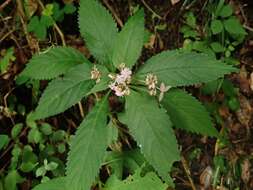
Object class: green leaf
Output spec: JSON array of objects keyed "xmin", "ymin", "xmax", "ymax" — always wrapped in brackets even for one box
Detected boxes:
[
  {"xmin": 120, "ymin": 91, "xmax": 180, "ymax": 186},
  {"xmin": 40, "ymin": 15, "xmax": 54, "ymax": 28},
  {"xmin": 33, "ymin": 177, "xmax": 66, "ymax": 190},
  {"xmin": 136, "ymin": 50, "xmax": 237, "ymax": 87},
  {"xmin": 210, "ymin": 42, "xmax": 224, "ymax": 53},
  {"xmin": 0, "ymin": 135, "xmax": 9, "ymax": 150},
  {"xmin": 20, "ymin": 47, "xmax": 88, "ymax": 80},
  {"xmin": 105, "ymin": 172, "xmax": 168, "ymax": 190},
  {"xmin": 112, "ymin": 9, "xmax": 144, "ymax": 68},
  {"xmin": 27, "ymin": 16, "xmax": 47, "ymax": 40},
  {"xmin": 79, "ymin": 0, "xmax": 118, "ymax": 64},
  {"xmin": 11, "ymin": 123, "xmax": 23, "ymax": 139},
  {"xmin": 32, "ymin": 64, "xmax": 94, "ymax": 119},
  {"xmin": 185, "ymin": 12, "xmax": 196, "ymax": 28},
  {"xmin": 218, "ymin": 5, "xmax": 233, "ymax": 18},
  {"xmin": 63, "ymin": 4, "xmax": 76, "ymax": 14},
  {"xmin": 162, "ymin": 89, "xmax": 219, "ymax": 137},
  {"xmin": 4, "ymin": 170, "xmax": 24, "ymax": 190},
  {"xmin": 211, "ymin": 19, "xmax": 223, "ymax": 34},
  {"xmin": 223, "ymin": 17, "xmax": 247, "ymax": 35},
  {"xmin": 0, "ymin": 47, "xmax": 15, "ymax": 73},
  {"xmin": 66, "ymin": 96, "xmax": 109, "ymax": 190},
  {"xmin": 42, "ymin": 4, "xmax": 54, "ymax": 16}
]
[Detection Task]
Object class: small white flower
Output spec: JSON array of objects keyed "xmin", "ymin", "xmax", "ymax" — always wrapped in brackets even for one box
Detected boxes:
[
  {"xmin": 159, "ymin": 82, "xmax": 171, "ymax": 102},
  {"xmin": 108, "ymin": 65, "xmax": 132, "ymax": 97},
  {"xmin": 145, "ymin": 73, "xmax": 158, "ymax": 96},
  {"xmin": 120, "ymin": 68, "xmax": 132, "ymax": 78},
  {"xmin": 90, "ymin": 65, "xmax": 101, "ymax": 83}
]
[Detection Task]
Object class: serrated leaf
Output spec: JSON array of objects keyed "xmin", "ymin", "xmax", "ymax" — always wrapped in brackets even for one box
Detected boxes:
[
  {"xmin": 162, "ymin": 89, "xmax": 219, "ymax": 137},
  {"xmin": 66, "ymin": 96, "xmax": 109, "ymax": 190},
  {"xmin": 32, "ymin": 177, "xmax": 66, "ymax": 190},
  {"xmin": 120, "ymin": 91, "xmax": 180, "ymax": 186},
  {"xmin": 105, "ymin": 172, "xmax": 168, "ymax": 190},
  {"xmin": 136, "ymin": 50, "xmax": 237, "ymax": 87},
  {"xmin": 112, "ymin": 9, "xmax": 144, "ymax": 68},
  {"xmin": 32, "ymin": 64, "xmax": 94, "ymax": 119},
  {"xmin": 79, "ymin": 0, "xmax": 118, "ymax": 64},
  {"xmin": 20, "ymin": 47, "xmax": 88, "ymax": 80}
]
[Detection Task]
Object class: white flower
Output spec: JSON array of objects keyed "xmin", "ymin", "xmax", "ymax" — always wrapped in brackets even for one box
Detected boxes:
[
  {"xmin": 145, "ymin": 73, "xmax": 158, "ymax": 96},
  {"xmin": 90, "ymin": 65, "xmax": 101, "ymax": 83},
  {"xmin": 159, "ymin": 82, "xmax": 171, "ymax": 101},
  {"xmin": 108, "ymin": 65, "xmax": 132, "ymax": 97}
]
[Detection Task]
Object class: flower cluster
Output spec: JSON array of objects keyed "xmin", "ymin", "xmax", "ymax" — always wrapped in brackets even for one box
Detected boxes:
[
  {"xmin": 145, "ymin": 73, "xmax": 171, "ymax": 101},
  {"xmin": 90, "ymin": 65, "xmax": 101, "ymax": 83},
  {"xmin": 145, "ymin": 73, "xmax": 158, "ymax": 96},
  {"xmin": 109, "ymin": 65, "xmax": 132, "ymax": 97}
]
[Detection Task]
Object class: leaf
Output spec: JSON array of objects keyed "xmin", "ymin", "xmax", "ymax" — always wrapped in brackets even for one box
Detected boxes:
[
  {"xmin": 0, "ymin": 47, "xmax": 15, "ymax": 73},
  {"xmin": 27, "ymin": 16, "xmax": 47, "ymax": 39},
  {"xmin": 20, "ymin": 47, "xmax": 88, "ymax": 80},
  {"xmin": 105, "ymin": 172, "xmax": 168, "ymax": 190},
  {"xmin": 161, "ymin": 89, "xmax": 219, "ymax": 137},
  {"xmin": 136, "ymin": 50, "xmax": 237, "ymax": 87},
  {"xmin": 112, "ymin": 9, "xmax": 144, "ymax": 68},
  {"xmin": 63, "ymin": 4, "xmax": 76, "ymax": 14},
  {"xmin": 218, "ymin": 4, "xmax": 233, "ymax": 18},
  {"xmin": 0, "ymin": 135, "xmax": 9, "ymax": 150},
  {"xmin": 210, "ymin": 42, "xmax": 224, "ymax": 53},
  {"xmin": 211, "ymin": 19, "xmax": 223, "ymax": 34},
  {"xmin": 223, "ymin": 17, "xmax": 247, "ymax": 35},
  {"xmin": 32, "ymin": 64, "xmax": 94, "ymax": 119},
  {"xmin": 120, "ymin": 91, "xmax": 180, "ymax": 186},
  {"xmin": 32, "ymin": 177, "xmax": 66, "ymax": 190},
  {"xmin": 79, "ymin": 0, "xmax": 118, "ymax": 64},
  {"xmin": 66, "ymin": 96, "xmax": 109, "ymax": 190},
  {"xmin": 4, "ymin": 170, "xmax": 24, "ymax": 190}
]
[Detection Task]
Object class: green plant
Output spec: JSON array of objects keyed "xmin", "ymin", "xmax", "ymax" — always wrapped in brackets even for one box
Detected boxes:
[
  {"xmin": 181, "ymin": 0, "xmax": 244, "ymax": 116},
  {"xmin": 19, "ymin": 0, "xmax": 237, "ymax": 189},
  {"xmin": 27, "ymin": 2, "xmax": 76, "ymax": 40}
]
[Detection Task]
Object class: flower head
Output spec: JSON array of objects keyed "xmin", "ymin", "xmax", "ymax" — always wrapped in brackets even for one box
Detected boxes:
[
  {"xmin": 159, "ymin": 82, "xmax": 171, "ymax": 101},
  {"xmin": 90, "ymin": 65, "xmax": 101, "ymax": 83},
  {"xmin": 109, "ymin": 64, "xmax": 132, "ymax": 97},
  {"xmin": 145, "ymin": 73, "xmax": 158, "ymax": 96}
]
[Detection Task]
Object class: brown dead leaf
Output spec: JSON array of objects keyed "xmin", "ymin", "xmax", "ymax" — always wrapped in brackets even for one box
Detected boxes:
[
  {"xmin": 236, "ymin": 94, "xmax": 252, "ymax": 127},
  {"xmin": 24, "ymin": 0, "xmax": 38, "ymax": 18},
  {"xmin": 241, "ymin": 159, "xmax": 251, "ymax": 184},
  {"xmin": 250, "ymin": 72, "xmax": 253, "ymax": 91},
  {"xmin": 144, "ymin": 34, "xmax": 156, "ymax": 49},
  {"xmin": 171, "ymin": 0, "xmax": 180, "ymax": 5},
  {"xmin": 200, "ymin": 166, "xmax": 213, "ymax": 190}
]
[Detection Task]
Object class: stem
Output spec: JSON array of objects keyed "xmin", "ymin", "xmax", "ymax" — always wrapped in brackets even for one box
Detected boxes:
[
  {"xmin": 181, "ymin": 156, "xmax": 197, "ymax": 190},
  {"xmin": 36, "ymin": 0, "xmax": 66, "ymax": 46}
]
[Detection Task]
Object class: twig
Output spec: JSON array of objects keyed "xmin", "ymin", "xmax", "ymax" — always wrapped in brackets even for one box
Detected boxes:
[
  {"xmin": 78, "ymin": 102, "xmax": 84, "ymax": 118},
  {"xmin": 181, "ymin": 156, "xmax": 197, "ymax": 190},
  {"xmin": 0, "ymin": 0, "xmax": 12, "ymax": 12},
  {"xmin": 0, "ymin": 29, "xmax": 15, "ymax": 43},
  {"xmin": 36, "ymin": 0, "xmax": 66, "ymax": 46},
  {"xmin": 244, "ymin": 25, "xmax": 253, "ymax": 32},
  {"xmin": 103, "ymin": 0, "xmax": 123, "ymax": 27},
  {"xmin": 140, "ymin": 0, "xmax": 162, "ymax": 20}
]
